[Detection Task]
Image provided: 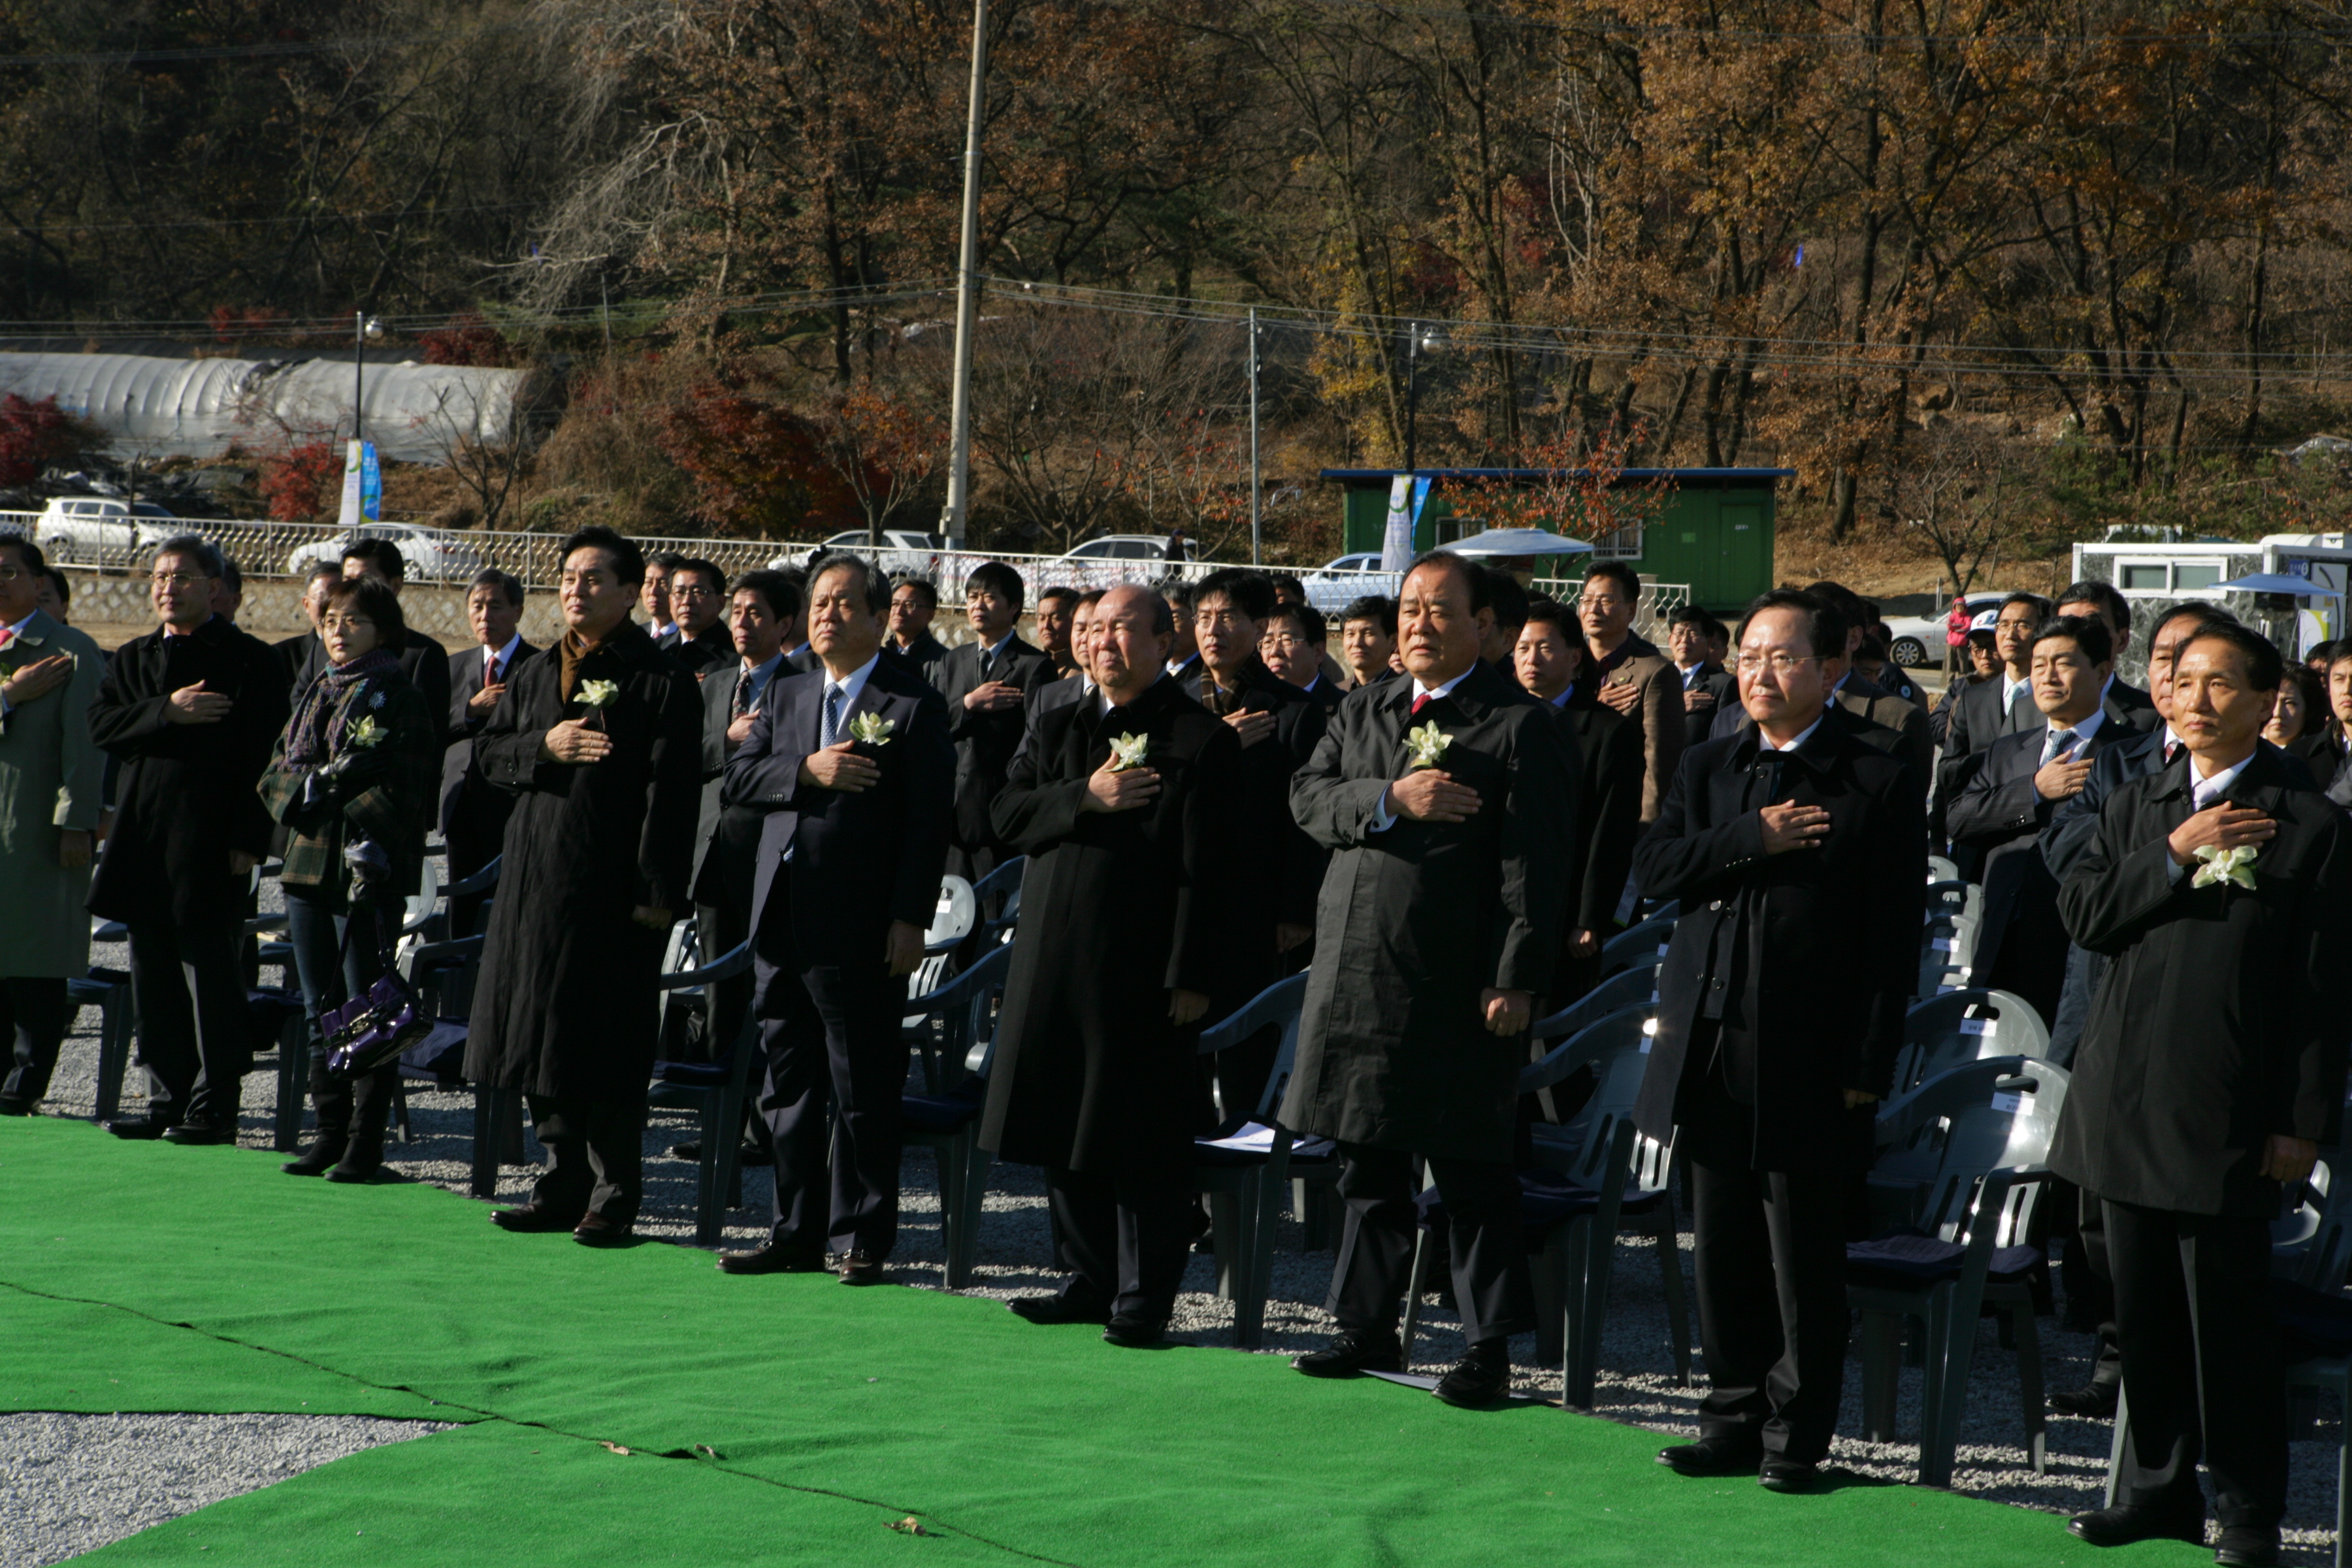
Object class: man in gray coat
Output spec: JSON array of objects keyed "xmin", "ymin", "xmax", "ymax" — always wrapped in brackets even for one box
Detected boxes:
[{"xmin": 1283, "ymin": 550, "xmax": 1576, "ymax": 1407}]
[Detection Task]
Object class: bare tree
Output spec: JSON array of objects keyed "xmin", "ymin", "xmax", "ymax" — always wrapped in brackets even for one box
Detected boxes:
[
  {"xmin": 1886, "ymin": 418, "xmax": 2040, "ymax": 624},
  {"xmin": 414, "ymin": 376, "xmax": 548, "ymax": 529}
]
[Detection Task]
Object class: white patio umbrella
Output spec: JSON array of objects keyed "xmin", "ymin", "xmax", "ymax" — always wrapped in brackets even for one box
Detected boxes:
[{"xmin": 1439, "ymin": 527, "xmax": 1597, "ymax": 559}]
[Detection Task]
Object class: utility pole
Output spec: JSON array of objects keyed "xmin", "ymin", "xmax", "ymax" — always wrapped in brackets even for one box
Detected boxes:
[
  {"xmin": 1248, "ymin": 308, "xmax": 1261, "ymax": 566},
  {"xmin": 1403, "ymin": 321, "xmax": 1422, "ymax": 476},
  {"xmin": 939, "ymin": 0, "xmax": 989, "ymax": 549}
]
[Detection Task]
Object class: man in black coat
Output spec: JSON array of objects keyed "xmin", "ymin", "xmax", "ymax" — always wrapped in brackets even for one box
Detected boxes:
[
  {"xmin": 659, "ymin": 558, "xmax": 738, "ymax": 676},
  {"xmin": 442, "ymin": 569, "xmax": 538, "ymax": 938},
  {"xmin": 717, "ymin": 553, "xmax": 953, "ymax": 1284},
  {"xmin": 982, "ymin": 585, "xmax": 1243, "ymax": 1347},
  {"xmin": 1516, "ymin": 599, "xmax": 1644, "ymax": 1006},
  {"xmin": 87, "ymin": 535, "xmax": 290, "ymax": 1141},
  {"xmin": 467, "ymin": 527, "xmax": 702, "ymax": 1246},
  {"xmin": 887, "ymin": 577, "xmax": 951, "ymax": 691},
  {"xmin": 938, "ymin": 561, "xmax": 1052, "ymax": 887},
  {"xmin": 1284, "ymin": 551, "xmax": 1576, "ymax": 1407},
  {"xmin": 272, "ymin": 565, "xmax": 342, "ymax": 687},
  {"xmin": 2051, "ymin": 621, "xmax": 2352, "ymax": 1565},
  {"xmin": 1635, "ymin": 588, "xmax": 1923, "ymax": 1492},
  {"xmin": 1668, "ymin": 605, "xmax": 1734, "ymax": 753},
  {"xmin": 338, "ymin": 537, "xmax": 451, "ymax": 742},
  {"xmin": 1188, "ymin": 567, "xmax": 1328, "ymax": 1096},
  {"xmin": 1935, "ymin": 591, "xmax": 2050, "ymax": 830},
  {"xmin": 1945, "ymin": 616, "xmax": 2138, "ymax": 1028}
]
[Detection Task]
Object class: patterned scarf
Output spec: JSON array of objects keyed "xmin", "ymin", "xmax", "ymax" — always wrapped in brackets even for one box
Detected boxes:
[{"xmin": 284, "ymin": 647, "xmax": 400, "ymax": 768}]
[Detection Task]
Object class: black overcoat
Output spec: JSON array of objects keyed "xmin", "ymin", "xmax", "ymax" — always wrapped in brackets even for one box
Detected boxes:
[
  {"xmin": 1196, "ymin": 659, "xmax": 1330, "ymax": 1013},
  {"xmin": 2051, "ymin": 747, "xmax": 2352, "ymax": 1217},
  {"xmin": 938, "ymin": 634, "xmax": 1053, "ymax": 851},
  {"xmin": 87, "ymin": 615, "xmax": 290, "ymax": 928},
  {"xmin": 979, "ymin": 676, "xmax": 1242, "ymax": 1173},
  {"xmin": 463, "ymin": 622, "xmax": 702, "ymax": 1099},
  {"xmin": 1281, "ymin": 661, "xmax": 1576, "ymax": 1164},
  {"xmin": 1630, "ymin": 715, "xmax": 1925, "ymax": 1174},
  {"xmin": 1554, "ymin": 688, "xmax": 1644, "ymax": 936}
]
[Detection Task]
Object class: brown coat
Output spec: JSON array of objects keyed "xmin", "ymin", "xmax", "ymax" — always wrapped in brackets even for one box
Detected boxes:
[{"xmin": 1593, "ymin": 631, "xmax": 1685, "ymax": 827}]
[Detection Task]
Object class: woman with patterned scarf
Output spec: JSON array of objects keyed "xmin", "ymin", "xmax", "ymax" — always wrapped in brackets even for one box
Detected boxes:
[{"xmin": 258, "ymin": 575, "xmax": 437, "ymax": 1181}]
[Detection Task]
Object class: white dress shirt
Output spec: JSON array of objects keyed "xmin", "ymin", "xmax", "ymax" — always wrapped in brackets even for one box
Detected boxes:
[
  {"xmin": 1757, "ymin": 713, "xmax": 1827, "ymax": 753},
  {"xmin": 1369, "ymin": 666, "xmax": 1480, "ymax": 831},
  {"xmin": 2164, "ymin": 749, "xmax": 2258, "ymax": 883}
]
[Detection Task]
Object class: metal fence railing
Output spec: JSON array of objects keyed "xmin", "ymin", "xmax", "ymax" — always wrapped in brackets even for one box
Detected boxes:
[{"xmin": 0, "ymin": 507, "xmax": 1688, "ymax": 634}]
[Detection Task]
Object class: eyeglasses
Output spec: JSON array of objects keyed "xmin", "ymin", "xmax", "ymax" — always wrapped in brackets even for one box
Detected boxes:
[
  {"xmin": 321, "ymin": 615, "xmax": 375, "ymax": 632},
  {"xmin": 1261, "ymin": 634, "xmax": 1310, "ymax": 651},
  {"xmin": 672, "ymin": 583, "xmax": 720, "ymax": 600},
  {"xmin": 1735, "ymin": 653, "xmax": 1821, "ymax": 677},
  {"xmin": 0, "ymin": 567, "xmax": 22, "ymax": 584},
  {"xmin": 150, "ymin": 572, "xmax": 214, "ymax": 589},
  {"xmin": 1196, "ymin": 611, "xmax": 1252, "ymax": 631},
  {"xmin": 1578, "ymin": 594, "xmax": 1626, "ymax": 611}
]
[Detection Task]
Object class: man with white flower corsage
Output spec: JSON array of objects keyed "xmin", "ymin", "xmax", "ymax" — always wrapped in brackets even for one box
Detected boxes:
[
  {"xmin": 1282, "ymin": 549, "xmax": 1577, "ymax": 1408},
  {"xmin": 257, "ymin": 576, "xmax": 438, "ymax": 1181},
  {"xmin": 466, "ymin": 527, "xmax": 704, "ymax": 1247},
  {"xmin": 714, "ymin": 552, "xmax": 953, "ymax": 1285},
  {"xmin": 2050, "ymin": 619, "xmax": 2352, "ymax": 1566}
]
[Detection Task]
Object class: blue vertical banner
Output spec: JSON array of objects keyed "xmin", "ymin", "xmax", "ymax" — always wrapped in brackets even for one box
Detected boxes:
[
  {"xmin": 359, "ymin": 440, "xmax": 382, "ymax": 521},
  {"xmin": 1380, "ymin": 474, "xmax": 1436, "ymax": 572}
]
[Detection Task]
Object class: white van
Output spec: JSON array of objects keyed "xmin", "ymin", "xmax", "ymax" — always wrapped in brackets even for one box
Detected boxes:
[{"xmin": 36, "ymin": 497, "xmax": 186, "ymax": 565}]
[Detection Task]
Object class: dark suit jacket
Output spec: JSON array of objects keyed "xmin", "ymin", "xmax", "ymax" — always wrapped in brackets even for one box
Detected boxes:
[
  {"xmin": 1548, "ymin": 687, "xmax": 1644, "ymax": 937},
  {"xmin": 1709, "ymin": 671, "xmax": 1930, "ymax": 800},
  {"xmin": 981, "ymin": 676, "xmax": 1243, "ymax": 1170},
  {"xmin": 689, "ymin": 661, "xmax": 758, "ymax": 906},
  {"xmin": 892, "ymin": 630, "xmax": 951, "ymax": 691},
  {"xmin": 440, "ymin": 639, "xmax": 540, "ymax": 840},
  {"xmin": 1631, "ymin": 715, "xmax": 1925, "ymax": 1173},
  {"xmin": 1192, "ymin": 659, "xmax": 1331, "ymax": 948},
  {"xmin": 1678, "ymin": 664, "xmax": 1734, "ymax": 752},
  {"xmin": 1936, "ymin": 671, "xmax": 2036, "ymax": 815},
  {"xmin": 938, "ymin": 634, "xmax": 1053, "ymax": 850},
  {"xmin": 722, "ymin": 657, "xmax": 955, "ymax": 969},
  {"xmin": 1282, "ymin": 661, "xmax": 1576, "ymax": 1162},
  {"xmin": 1946, "ymin": 702, "xmax": 2138, "ymax": 1011},
  {"xmin": 86, "ymin": 615, "xmax": 292, "ymax": 929},
  {"xmin": 2107, "ymin": 676, "xmax": 2159, "ymax": 731},
  {"xmin": 661, "ymin": 622, "xmax": 737, "ymax": 676},
  {"xmin": 1300, "ymin": 675, "xmax": 1345, "ymax": 715},
  {"xmin": 2052, "ymin": 746, "xmax": 2352, "ymax": 1215}
]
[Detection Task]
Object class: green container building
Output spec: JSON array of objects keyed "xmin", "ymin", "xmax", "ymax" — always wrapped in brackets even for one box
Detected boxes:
[{"xmin": 1321, "ymin": 467, "xmax": 1791, "ymax": 614}]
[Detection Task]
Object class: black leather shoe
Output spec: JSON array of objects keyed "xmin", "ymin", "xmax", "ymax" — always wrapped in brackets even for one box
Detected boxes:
[
  {"xmin": 1432, "ymin": 1339, "xmax": 1514, "ymax": 1408},
  {"xmin": 717, "ymin": 1243, "xmax": 828, "ymax": 1276},
  {"xmin": 1292, "ymin": 1330, "xmax": 1404, "ymax": 1379},
  {"xmin": 489, "ymin": 1203, "xmax": 581, "ymax": 1233},
  {"xmin": 1658, "ymin": 1437, "xmax": 1765, "ymax": 1477},
  {"xmin": 105, "ymin": 1118, "xmax": 174, "ymax": 1140},
  {"xmin": 1009, "ymin": 1292, "xmax": 1113, "ymax": 1326},
  {"xmin": 323, "ymin": 1152, "xmax": 384, "ymax": 1184},
  {"xmin": 1757, "ymin": 1456, "xmax": 1820, "ymax": 1493},
  {"xmin": 161, "ymin": 1120, "xmax": 237, "ymax": 1146},
  {"xmin": 573, "ymin": 1213, "xmax": 634, "ymax": 1247},
  {"xmin": 2050, "ymin": 1381, "xmax": 2121, "ymax": 1418},
  {"xmin": 2066, "ymin": 1503, "xmax": 2206, "ymax": 1549},
  {"xmin": 1102, "ymin": 1313, "xmax": 1166, "ymax": 1348},
  {"xmin": 0, "ymin": 1096, "xmax": 31, "ymax": 1116},
  {"xmin": 2213, "ymin": 1525, "xmax": 2280, "ymax": 1566},
  {"xmin": 281, "ymin": 1139, "xmax": 348, "ymax": 1177},
  {"xmin": 836, "ymin": 1251, "xmax": 885, "ymax": 1286}
]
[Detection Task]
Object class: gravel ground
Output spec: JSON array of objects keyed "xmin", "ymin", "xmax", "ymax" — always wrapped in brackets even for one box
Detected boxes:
[
  {"xmin": 0, "ymin": 1413, "xmax": 454, "ymax": 1567},
  {"xmin": 15, "ymin": 893, "xmax": 2345, "ymax": 1564}
]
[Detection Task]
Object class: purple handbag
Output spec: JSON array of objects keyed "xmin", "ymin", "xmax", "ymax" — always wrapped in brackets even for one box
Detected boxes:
[{"xmin": 322, "ymin": 970, "xmax": 432, "ymax": 1078}]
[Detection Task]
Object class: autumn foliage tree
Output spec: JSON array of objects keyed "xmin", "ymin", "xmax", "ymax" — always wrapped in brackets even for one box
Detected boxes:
[{"xmin": 0, "ymin": 395, "xmax": 103, "ymax": 487}]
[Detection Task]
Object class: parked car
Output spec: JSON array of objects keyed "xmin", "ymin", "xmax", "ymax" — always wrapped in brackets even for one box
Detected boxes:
[
  {"xmin": 1884, "ymin": 593, "xmax": 2005, "ymax": 667},
  {"xmin": 34, "ymin": 497, "xmax": 186, "ymax": 565},
  {"xmin": 1054, "ymin": 534, "xmax": 1196, "ymax": 565},
  {"xmin": 1299, "ymin": 551, "xmax": 1403, "ymax": 615},
  {"xmin": 286, "ymin": 523, "xmax": 485, "ymax": 584},
  {"xmin": 769, "ymin": 529, "xmax": 943, "ymax": 580}
]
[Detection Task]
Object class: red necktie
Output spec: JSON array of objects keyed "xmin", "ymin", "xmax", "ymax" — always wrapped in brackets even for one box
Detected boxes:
[
  {"xmin": 1410, "ymin": 692, "xmax": 1431, "ymax": 716},
  {"xmin": 483, "ymin": 653, "xmax": 500, "ymax": 692},
  {"xmin": 2163, "ymin": 740, "xmax": 2181, "ymax": 766}
]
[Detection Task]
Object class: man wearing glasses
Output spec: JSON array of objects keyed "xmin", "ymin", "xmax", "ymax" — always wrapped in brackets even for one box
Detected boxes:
[
  {"xmin": 1578, "ymin": 560, "xmax": 1684, "ymax": 828},
  {"xmin": 1633, "ymin": 587, "xmax": 1923, "ymax": 1493},
  {"xmin": 659, "ymin": 559, "xmax": 738, "ymax": 676},
  {"xmin": 87, "ymin": 535, "xmax": 291, "ymax": 1142}
]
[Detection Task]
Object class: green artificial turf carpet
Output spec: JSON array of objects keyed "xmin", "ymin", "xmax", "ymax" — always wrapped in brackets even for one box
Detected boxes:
[{"xmin": 0, "ymin": 1117, "xmax": 2200, "ymax": 1565}]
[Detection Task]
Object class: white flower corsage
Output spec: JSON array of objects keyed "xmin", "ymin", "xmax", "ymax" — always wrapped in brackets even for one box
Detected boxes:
[
  {"xmin": 344, "ymin": 715, "xmax": 384, "ymax": 749},
  {"xmin": 1108, "ymin": 732, "xmax": 1150, "ymax": 772},
  {"xmin": 849, "ymin": 712, "xmax": 895, "ymax": 746},
  {"xmin": 577, "ymin": 679, "xmax": 621, "ymax": 708},
  {"xmin": 1404, "ymin": 719, "xmax": 1452, "ymax": 770},
  {"xmin": 2191, "ymin": 843, "xmax": 2258, "ymax": 890}
]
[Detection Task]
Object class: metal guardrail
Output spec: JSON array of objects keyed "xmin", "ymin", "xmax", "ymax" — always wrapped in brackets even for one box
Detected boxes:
[{"xmin": 0, "ymin": 507, "xmax": 1688, "ymax": 632}]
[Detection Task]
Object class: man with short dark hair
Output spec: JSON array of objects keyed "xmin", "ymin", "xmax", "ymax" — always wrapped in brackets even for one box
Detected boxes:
[
  {"xmin": 210, "ymin": 555, "xmax": 244, "ymax": 623},
  {"xmin": 2052, "ymin": 621, "xmax": 2351, "ymax": 1566},
  {"xmin": 662, "ymin": 558, "xmax": 736, "ymax": 675},
  {"xmin": 1340, "ymin": 595, "xmax": 1397, "ymax": 689},
  {"xmin": 1478, "ymin": 568, "xmax": 1527, "ymax": 673},
  {"xmin": 33, "ymin": 565, "xmax": 67, "ymax": 621},
  {"xmin": 442, "ymin": 568, "xmax": 539, "ymax": 937},
  {"xmin": 888, "ymin": 578, "xmax": 949, "ymax": 687},
  {"xmin": 1947, "ymin": 616, "xmax": 2135, "ymax": 1026},
  {"xmin": 1938, "ymin": 591, "xmax": 2053, "ymax": 810},
  {"xmin": 468, "ymin": 525, "xmax": 703, "ymax": 1246},
  {"xmin": 719, "ymin": 551, "xmax": 954, "ymax": 1284},
  {"xmin": 1515, "ymin": 598, "xmax": 1642, "ymax": 1002},
  {"xmin": 274, "ymin": 564, "xmax": 346, "ymax": 687},
  {"xmin": 88, "ymin": 535, "xmax": 291, "ymax": 1141},
  {"xmin": 985, "ymin": 584, "xmax": 1243, "ymax": 1346},
  {"xmin": 2055, "ymin": 579, "xmax": 2158, "ymax": 729},
  {"xmin": 1286, "ymin": 550, "xmax": 1576, "ymax": 1407},
  {"xmin": 1706, "ymin": 580, "xmax": 1933, "ymax": 800},
  {"xmin": 938, "ymin": 562, "xmax": 1051, "ymax": 889},
  {"xmin": 641, "ymin": 551, "xmax": 683, "ymax": 642},
  {"xmin": 1262, "ymin": 602, "xmax": 1341, "ymax": 713},
  {"xmin": 1667, "ymin": 604, "xmax": 1733, "ymax": 751},
  {"xmin": 1580, "ymin": 559, "xmax": 1683, "ymax": 827},
  {"xmin": 338, "ymin": 536, "xmax": 451, "ymax": 744},
  {"xmin": 1637, "ymin": 587, "xmax": 1923, "ymax": 1493},
  {"xmin": 1162, "ymin": 578, "xmax": 1200, "ymax": 681},
  {"xmin": 1036, "ymin": 585, "xmax": 1079, "ymax": 679}
]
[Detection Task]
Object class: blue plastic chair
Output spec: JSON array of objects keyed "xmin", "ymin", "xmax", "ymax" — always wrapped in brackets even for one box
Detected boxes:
[
  {"xmin": 1191, "ymin": 973, "xmax": 1314, "ymax": 1348},
  {"xmin": 898, "ymin": 946, "xmax": 1013, "ymax": 1288}
]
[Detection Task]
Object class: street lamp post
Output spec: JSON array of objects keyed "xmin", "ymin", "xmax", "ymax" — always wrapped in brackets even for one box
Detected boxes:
[
  {"xmin": 1403, "ymin": 321, "xmax": 1422, "ymax": 474},
  {"xmin": 939, "ymin": 0, "xmax": 990, "ymax": 549},
  {"xmin": 353, "ymin": 312, "xmax": 384, "ymax": 448},
  {"xmin": 1247, "ymin": 307, "xmax": 1261, "ymax": 566}
]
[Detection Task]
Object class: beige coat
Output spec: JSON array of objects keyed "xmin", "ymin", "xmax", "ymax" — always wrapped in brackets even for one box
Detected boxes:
[{"xmin": 0, "ymin": 611, "xmax": 105, "ymax": 977}]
